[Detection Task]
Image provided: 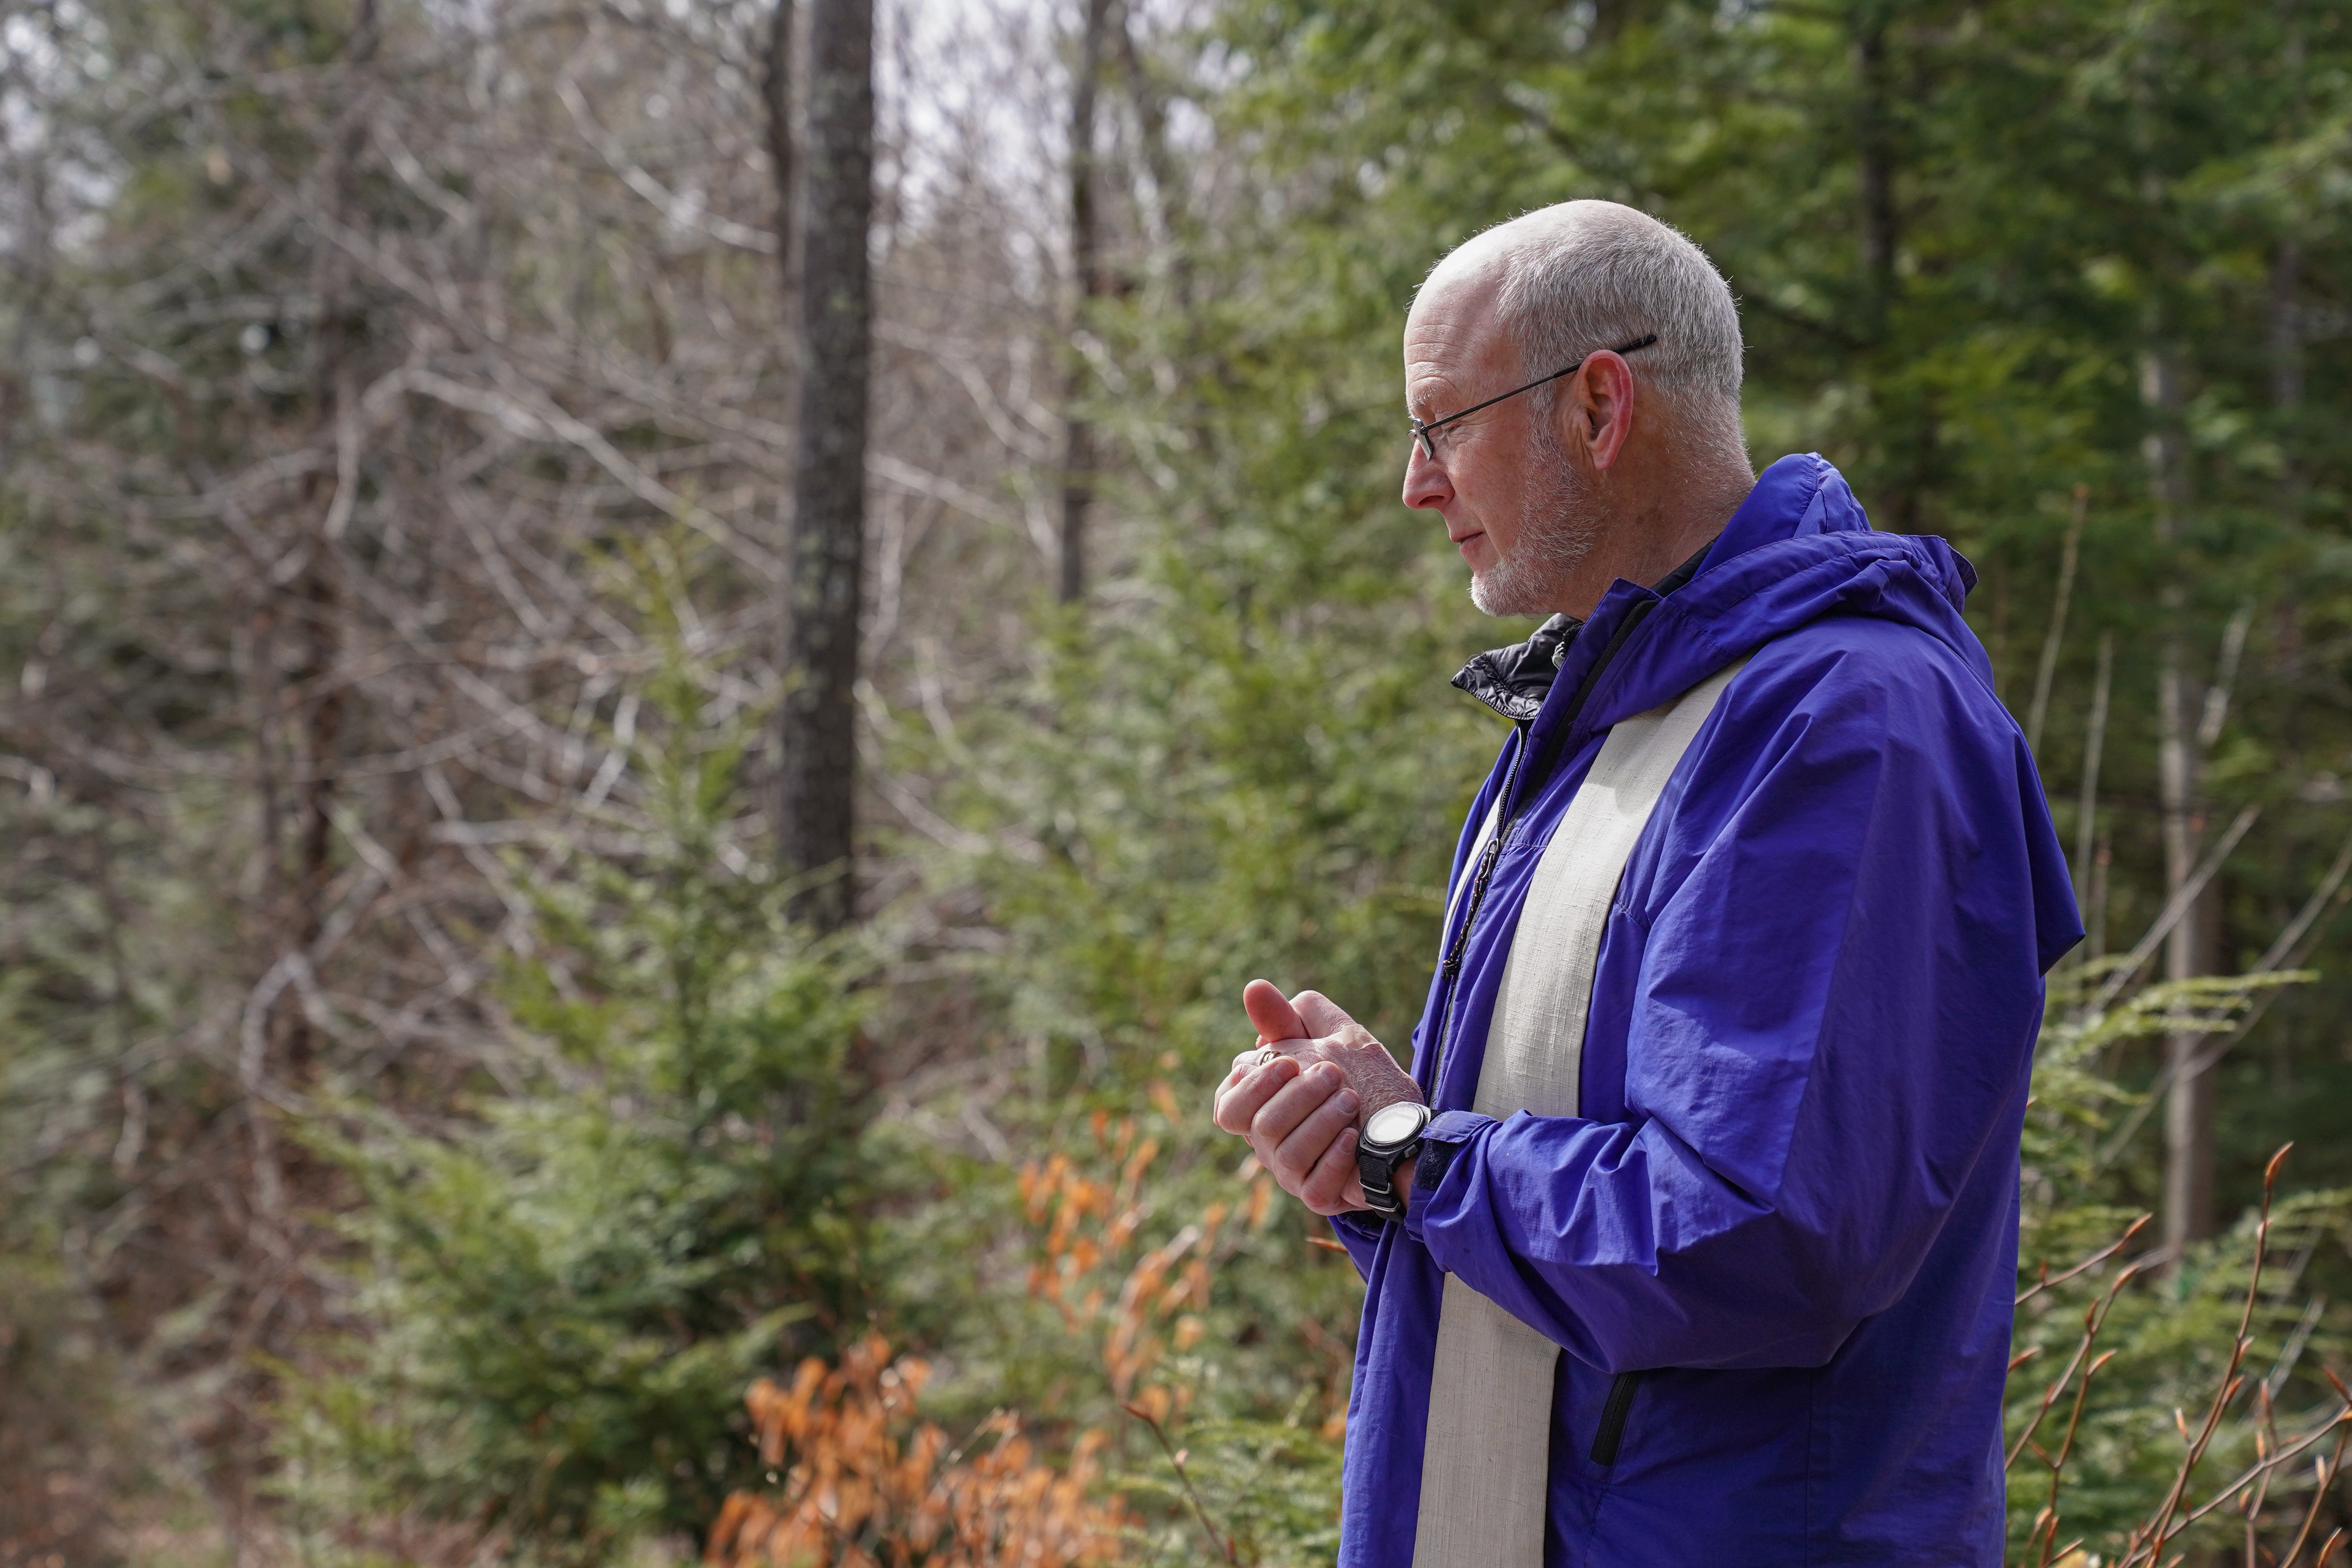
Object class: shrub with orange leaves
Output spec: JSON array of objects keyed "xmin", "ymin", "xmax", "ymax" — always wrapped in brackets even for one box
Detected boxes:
[
  {"xmin": 705, "ymin": 1335, "xmax": 1126, "ymax": 1568},
  {"xmin": 1017, "ymin": 1109, "xmax": 1276, "ymax": 1429},
  {"xmin": 709, "ymin": 1107, "xmax": 1362, "ymax": 1568}
]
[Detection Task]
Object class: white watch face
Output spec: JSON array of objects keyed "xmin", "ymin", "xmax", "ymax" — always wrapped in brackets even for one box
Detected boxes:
[{"xmin": 1365, "ymin": 1102, "xmax": 1426, "ymax": 1147}]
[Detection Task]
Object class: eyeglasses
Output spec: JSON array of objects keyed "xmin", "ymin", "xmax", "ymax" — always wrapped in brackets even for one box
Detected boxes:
[{"xmin": 1409, "ymin": 333, "xmax": 1658, "ymax": 461}]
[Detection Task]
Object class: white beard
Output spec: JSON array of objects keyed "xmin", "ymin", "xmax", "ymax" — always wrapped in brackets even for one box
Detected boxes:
[{"xmin": 1469, "ymin": 423, "xmax": 1604, "ymax": 618}]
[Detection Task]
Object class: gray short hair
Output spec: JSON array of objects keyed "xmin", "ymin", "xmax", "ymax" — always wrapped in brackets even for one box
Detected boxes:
[{"xmin": 1459, "ymin": 201, "xmax": 1745, "ymax": 445}]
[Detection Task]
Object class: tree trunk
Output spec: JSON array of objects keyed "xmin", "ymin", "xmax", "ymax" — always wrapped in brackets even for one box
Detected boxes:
[
  {"xmin": 764, "ymin": 0, "xmax": 797, "ymax": 297},
  {"xmin": 2271, "ymin": 0, "xmax": 2306, "ymax": 489},
  {"xmin": 1853, "ymin": 9, "xmax": 1897, "ymax": 331},
  {"xmin": 2073, "ymin": 631, "xmax": 2113, "ymax": 920},
  {"xmin": 1588, "ymin": 0, "xmax": 1645, "ymax": 47},
  {"xmin": 1851, "ymin": 4, "xmax": 1928, "ymax": 531},
  {"xmin": 1059, "ymin": 0, "xmax": 1112, "ymax": 606},
  {"xmin": 776, "ymin": 0, "xmax": 872, "ymax": 933},
  {"xmin": 282, "ymin": 0, "xmax": 379, "ymax": 1079},
  {"xmin": 2145, "ymin": 344, "xmax": 2219, "ymax": 1259},
  {"xmin": 1115, "ymin": 0, "xmax": 1183, "ymax": 299},
  {"xmin": 2271, "ymin": 238, "xmax": 2302, "ymax": 494}
]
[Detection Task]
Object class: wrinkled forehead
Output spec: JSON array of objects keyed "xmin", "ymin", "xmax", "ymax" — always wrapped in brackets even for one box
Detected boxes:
[{"xmin": 1403, "ymin": 263, "xmax": 1512, "ymax": 409}]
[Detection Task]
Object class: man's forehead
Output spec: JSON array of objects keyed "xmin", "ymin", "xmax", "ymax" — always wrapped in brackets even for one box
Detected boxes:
[
  {"xmin": 1406, "ymin": 264, "xmax": 1501, "ymax": 341},
  {"xmin": 1404, "ymin": 269, "xmax": 1507, "ymax": 404}
]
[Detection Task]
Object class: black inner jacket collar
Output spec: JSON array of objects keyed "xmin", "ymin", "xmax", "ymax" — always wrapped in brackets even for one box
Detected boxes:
[{"xmin": 1450, "ymin": 539, "xmax": 1717, "ymax": 721}]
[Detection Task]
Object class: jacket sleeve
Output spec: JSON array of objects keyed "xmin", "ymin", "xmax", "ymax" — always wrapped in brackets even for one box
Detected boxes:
[
  {"xmin": 1402, "ymin": 634, "xmax": 2073, "ymax": 1372},
  {"xmin": 1329, "ymin": 1211, "xmax": 1384, "ymax": 1278}
]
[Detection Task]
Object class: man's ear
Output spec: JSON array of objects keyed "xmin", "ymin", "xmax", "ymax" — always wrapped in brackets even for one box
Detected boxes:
[{"xmin": 1569, "ymin": 350, "xmax": 1638, "ymax": 472}]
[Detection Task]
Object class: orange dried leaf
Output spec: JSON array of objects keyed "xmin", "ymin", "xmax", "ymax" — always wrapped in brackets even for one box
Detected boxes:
[{"xmin": 1247, "ymin": 1175, "xmax": 1274, "ymax": 1230}]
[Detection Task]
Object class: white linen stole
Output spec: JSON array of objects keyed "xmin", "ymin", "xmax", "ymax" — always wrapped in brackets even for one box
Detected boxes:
[{"xmin": 1410, "ymin": 657, "xmax": 1747, "ymax": 1567}]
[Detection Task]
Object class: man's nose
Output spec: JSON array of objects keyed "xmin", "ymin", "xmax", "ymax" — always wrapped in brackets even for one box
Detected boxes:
[{"xmin": 1402, "ymin": 441, "xmax": 1453, "ymax": 511}]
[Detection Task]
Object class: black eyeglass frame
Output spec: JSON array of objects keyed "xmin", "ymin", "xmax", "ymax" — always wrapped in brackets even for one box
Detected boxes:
[{"xmin": 1409, "ymin": 333, "xmax": 1659, "ymax": 461}]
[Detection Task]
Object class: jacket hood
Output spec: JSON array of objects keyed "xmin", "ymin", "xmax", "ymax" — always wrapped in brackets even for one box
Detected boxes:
[{"xmin": 1505, "ymin": 454, "xmax": 1992, "ymax": 752}]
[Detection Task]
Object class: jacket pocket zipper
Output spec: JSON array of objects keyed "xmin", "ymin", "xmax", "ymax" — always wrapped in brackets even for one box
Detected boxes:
[{"xmin": 1589, "ymin": 1370, "xmax": 1645, "ymax": 1466}]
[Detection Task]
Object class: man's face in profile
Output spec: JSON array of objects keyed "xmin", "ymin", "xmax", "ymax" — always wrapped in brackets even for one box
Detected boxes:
[{"xmin": 1401, "ymin": 274, "xmax": 1602, "ymax": 618}]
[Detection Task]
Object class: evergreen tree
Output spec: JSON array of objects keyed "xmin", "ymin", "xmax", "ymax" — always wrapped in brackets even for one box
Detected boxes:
[{"xmin": 281, "ymin": 558, "xmax": 873, "ymax": 1560}]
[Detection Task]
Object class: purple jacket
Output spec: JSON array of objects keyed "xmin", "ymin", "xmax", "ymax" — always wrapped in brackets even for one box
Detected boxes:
[{"xmin": 1328, "ymin": 455, "xmax": 2080, "ymax": 1565}]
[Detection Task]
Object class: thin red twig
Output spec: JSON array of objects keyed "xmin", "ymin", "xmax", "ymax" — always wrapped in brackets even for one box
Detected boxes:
[
  {"xmin": 2019, "ymin": 1213, "xmax": 2154, "ymax": 1308},
  {"xmin": 1124, "ymin": 1401, "xmax": 1239, "ymax": 1565},
  {"xmin": 2124, "ymin": 1146, "xmax": 2294, "ymax": 1567}
]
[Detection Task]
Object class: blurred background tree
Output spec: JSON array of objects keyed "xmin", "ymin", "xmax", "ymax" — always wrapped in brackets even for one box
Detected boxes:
[
  {"xmin": 273, "ymin": 549, "xmax": 873, "ymax": 1562},
  {"xmin": 5, "ymin": 0, "xmax": 2352, "ymax": 1562}
]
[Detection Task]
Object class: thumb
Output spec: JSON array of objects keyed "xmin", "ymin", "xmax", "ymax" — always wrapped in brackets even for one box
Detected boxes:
[
  {"xmin": 1290, "ymin": 990, "xmax": 1360, "ymax": 1038},
  {"xmin": 1242, "ymin": 978, "xmax": 1309, "ymax": 1044}
]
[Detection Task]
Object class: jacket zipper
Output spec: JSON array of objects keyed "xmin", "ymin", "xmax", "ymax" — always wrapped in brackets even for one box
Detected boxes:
[
  {"xmin": 1439, "ymin": 744, "xmax": 1522, "ymax": 982},
  {"xmin": 1427, "ymin": 599, "xmax": 1658, "ymax": 1087},
  {"xmin": 1428, "ymin": 738, "xmax": 1519, "ymax": 1082},
  {"xmin": 1589, "ymin": 1370, "xmax": 1645, "ymax": 1465}
]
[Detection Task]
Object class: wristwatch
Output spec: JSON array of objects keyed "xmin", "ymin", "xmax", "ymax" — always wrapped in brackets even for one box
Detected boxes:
[{"xmin": 1357, "ymin": 1101, "xmax": 1431, "ymax": 1221}]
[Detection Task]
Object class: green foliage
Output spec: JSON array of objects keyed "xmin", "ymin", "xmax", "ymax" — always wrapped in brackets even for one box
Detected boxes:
[
  {"xmin": 876, "ymin": 1090, "xmax": 1365, "ymax": 1541},
  {"xmin": 278, "ymin": 557, "xmax": 872, "ymax": 1563},
  {"xmin": 1114, "ymin": 1411, "xmax": 1344, "ymax": 1567},
  {"xmin": 2008, "ymin": 967, "xmax": 2352, "ymax": 1559},
  {"xmin": 935, "ymin": 593, "xmax": 1485, "ymax": 1101},
  {"xmin": 0, "ymin": 1211, "xmax": 148, "ymax": 1566}
]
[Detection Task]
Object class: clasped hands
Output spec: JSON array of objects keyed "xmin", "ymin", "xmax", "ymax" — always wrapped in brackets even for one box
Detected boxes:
[{"xmin": 1211, "ymin": 978, "xmax": 1425, "ymax": 1216}]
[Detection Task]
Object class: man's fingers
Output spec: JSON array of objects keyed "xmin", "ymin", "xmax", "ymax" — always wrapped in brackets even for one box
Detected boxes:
[
  {"xmin": 1299, "ymin": 1123, "xmax": 1364, "ymax": 1214},
  {"xmin": 1214, "ymin": 1056, "xmax": 1298, "ymax": 1134},
  {"xmin": 1214, "ymin": 1018, "xmax": 1378, "ymax": 1216},
  {"xmin": 1245, "ymin": 1063, "xmax": 1346, "ymax": 1160},
  {"xmin": 1242, "ymin": 978, "xmax": 1310, "ymax": 1047},
  {"xmin": 1223, "ymin": 1042, "xmax": 1298, "ymax": 1082},
  {"xmin": 1290, "ymin": 989, "xmax": 1360, "ymax": 1039},
  {"xmin": 1211, "ymin": 1058, "xmax": 1249, "ymax": 1122},
  {"xmin": 1271, "ymin": 1085, "xmax": 1359, "ymax": 1193},
  {"xmin": 1213, "ymin": 1055, "xmax": 1299, "ymax": 1135}
]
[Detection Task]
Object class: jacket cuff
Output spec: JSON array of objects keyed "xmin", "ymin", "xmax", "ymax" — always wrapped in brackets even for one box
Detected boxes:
[
  {"xmin": 1404, "ymin": 1109, "xmax": 1496, "ymax": 1246},
  {"xmin": 1327, "ymin": 1208, "xmax": 1386, "ymax": 1277}
]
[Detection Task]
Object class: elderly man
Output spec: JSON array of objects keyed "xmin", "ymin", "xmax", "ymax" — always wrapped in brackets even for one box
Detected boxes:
[{"xmin": 1211, "ymin": 201, "xmax": 2079, "ymax": 1565}]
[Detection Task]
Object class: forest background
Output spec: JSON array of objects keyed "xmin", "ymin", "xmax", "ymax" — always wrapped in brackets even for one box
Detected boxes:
[{"xmin": 6, "ymin": 0, "xmax": 2352, "ymax": 1562}]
